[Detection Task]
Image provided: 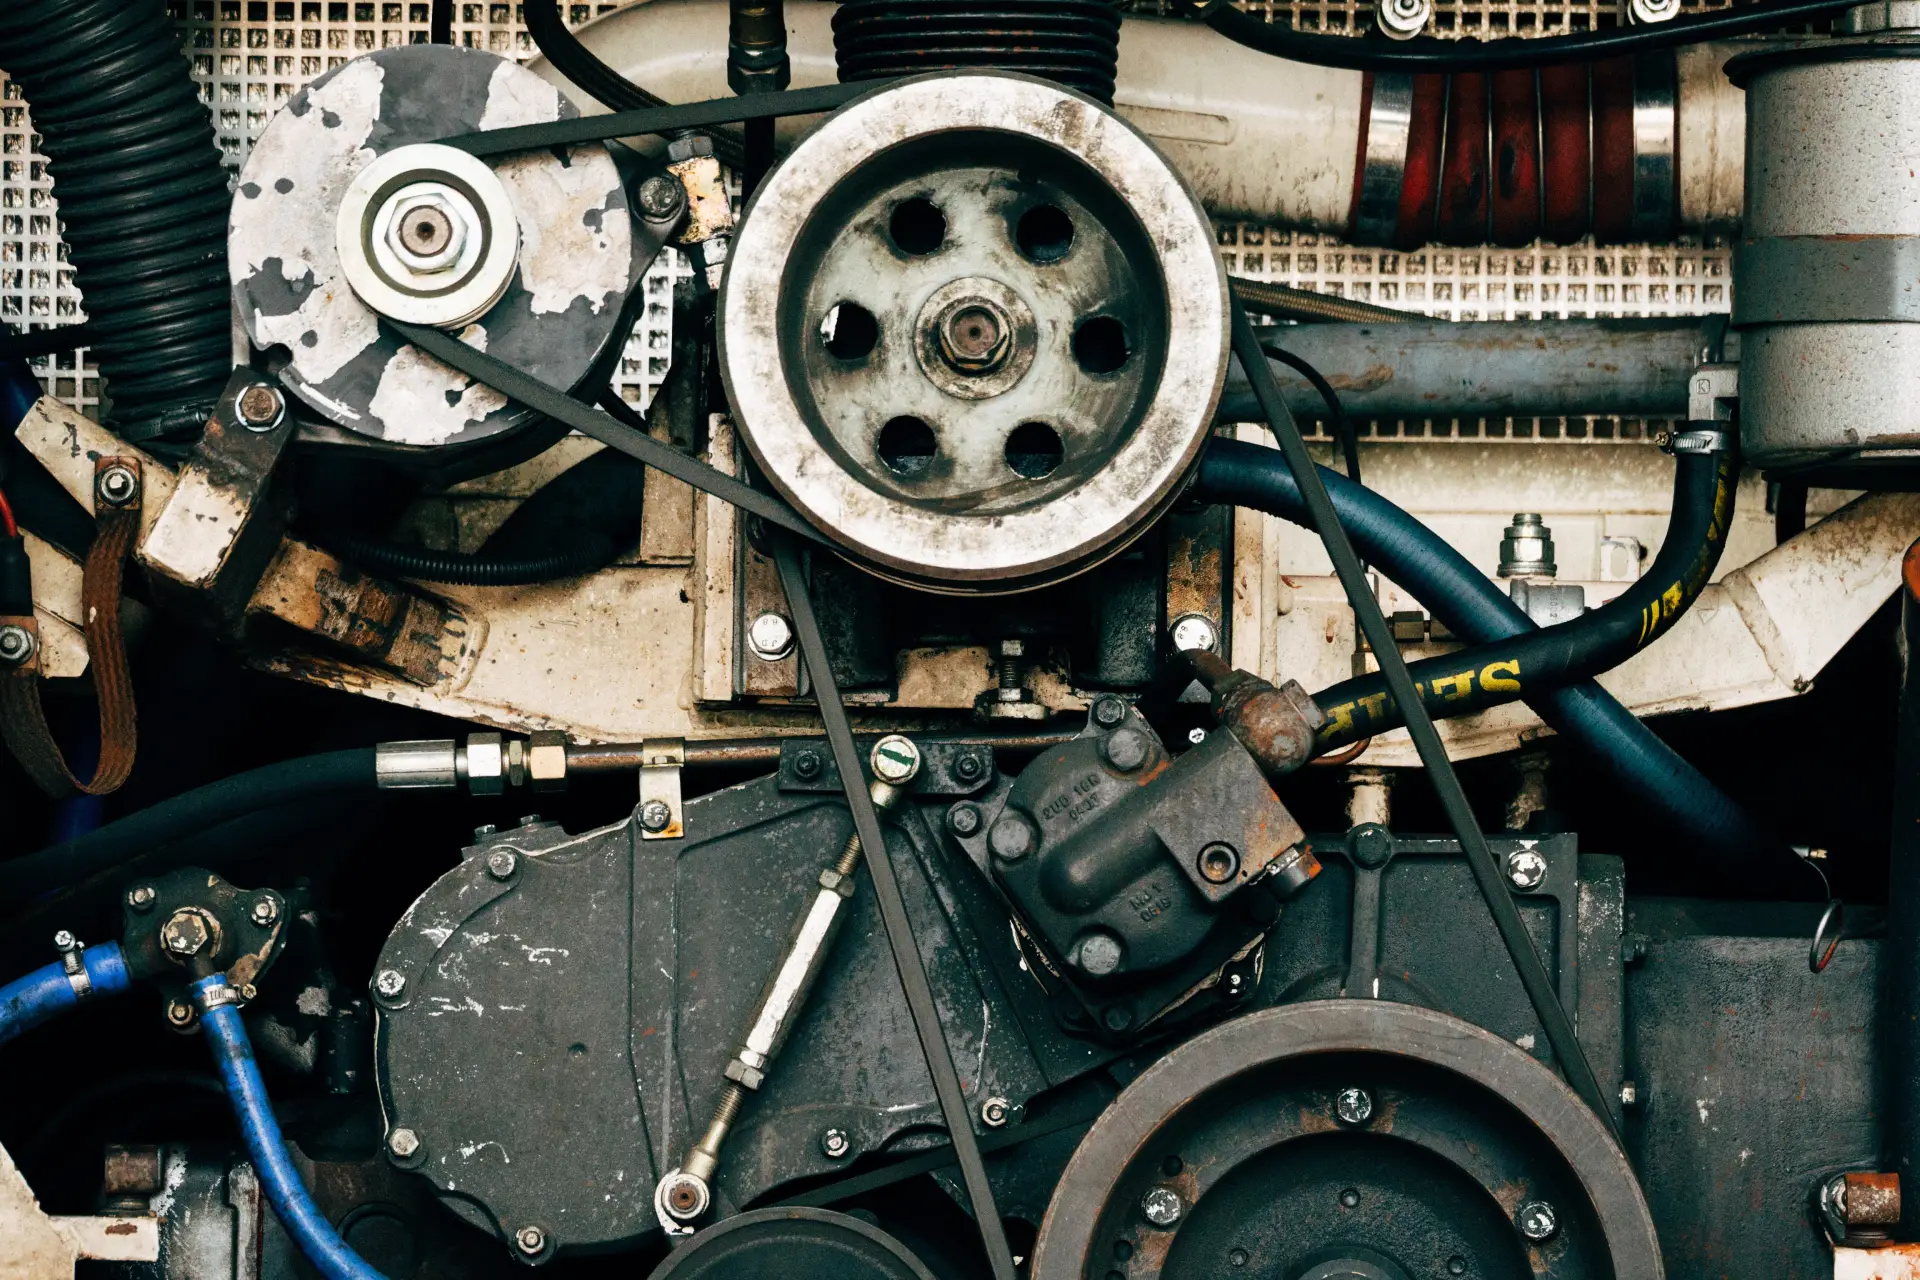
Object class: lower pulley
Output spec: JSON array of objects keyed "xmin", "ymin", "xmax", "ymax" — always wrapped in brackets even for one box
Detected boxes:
[{"xmin": 645, "ymin": 1207, "xmax": 936, "ymax": 1279}]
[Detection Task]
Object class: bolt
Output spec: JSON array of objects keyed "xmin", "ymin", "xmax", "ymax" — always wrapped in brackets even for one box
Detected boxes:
[
  {"xmin": 660, "ymin": 1171, "xmax": 710, "ymax": 1219},
  {"xmin": 1197, "ymin": 843, "xmax": 1240, "ymax": 885},
  {"xmin": 1170, "ymin": 614, "xmax": 1219, "ymax": 654},
  {"xmin": 1103, "ymin": 727, "xmax": 1149, "ymax": 773},
  {"xmin": 637, "ymin": 173, "xmax": 685, "ymax": 221},
  {"xmin": 994, "ymin": 638, "xmax": 1029, "ymax": 703},
  {"xmin": 988, "ymin": 814, "xmax": 1035, "ymax": 862},
  {"xmin": 1140, "ymin": 1186, "xmax": 1183, "ymax": 1228},
  {"xmin": 518, "ymin": 814, "xmax": 543, "ymax": 828},
  {"xmin": 1517, "ymin": 1200, "xmax": 1558, "ymax": 1242},
  {"xmin": 640, "ymin": 799, "xmax": 673, "ymax": 832},
  {"xmin": 748, "ymin": 611, "xmax": 795, "ymax": 661},
  {"xmin": 1499, "ymin": 513, "xmax": 1557, "ymax": 579},
  {"xmin": 1619, "ymin": 1080, "xmax": 1639, "ymax": 1107},
  {"xmin": 249, "ymin": 897, "xmax": 279, "ymax": 927},
  {"xmin": 980, "ymin": 1097, "xmax": 1012, "ymax": 1128},
  {"xmin": 821, "ymin": 1128, "xmax": 852, "ymax": 1159},
  {"xmin": 95, "ymin": 464, "xmax": 138, "ymax": 507},
  {"xmin": 1222, "ymin": 968, "xmax": 1251, "ymax": 1000},
  {"xmin": 871, "ymin": 734, "xmax": 922, "ymax": 785},
  {"xmin": 374, "ymin": 969, "xmax": 407, "ymax": 1000},
  {"xmin": 383, "ymin": 190, "xmax": 467, "ymax": 271},
  {"xmin": 52, "ymin": 929, "xmax": 77, "ymax": 953},
  {"xmin": 165, "ymin": 999, "xmax": 196, "ymax": 1029},
  {"xmin": 1092, "ymin": 696, "xmax": 1128, "ymax": 728},
  {"xmin": 386, "ymin": 1127, "xmax": 421, "ymax": 1160},
  {"xmin": 127, "ymin": 885, "xmax": 156, "ymax": 912},
  {"xmin": 948, "ymin": 802, "xmax": 983, "ymax": 837},
  {"xmin": 792, "ymin": 749, "xmax": 823, "ymax": 781},
  {"xmin": 1335, "ymin": 1086, "xmax": 1374, "ymax": 1126},
  {"xmin": 1187, "ymin": 727, "xmax": 1207, "ymax": 746},
  {"xmin": 954, "ymin": 751, "xmax": 985, "ymax": 782},
  {"xmin": 474, "ymin": 824, "xmax": 499, "ymax": 840},
  {"xmin": 236, "ymin": 383, "xmax": 284, "ymax": 430},
  {"xmin": 1506, "ymin": 848, "xmax": 1548, "ymax": 891},
  {"xmin": 1375, "ymin": 0, "xmax": 1433, "ymax": 36},
  {"xmin": 515, "ymin": 1225, "xmax": 547, "ymax": 1257},
  {"xmin": 935, "ymin": 297, "xmax": 1014, "ymax": 374},
  {"xmin": 486, "ymin": 849, "xmax": 518, "ymax": 880},
  {"xmin": 1075, "ymin": 930, "xmax": 1124, "ymax": 977},
  {"xmin": 161, "ymin": 910, "xmax": 211, "ymax": 958},
  {"xmin": 1103, "ymin": 1004, "xmax": 1133, "ymax": 1033},
  {"xmin": 0, "ymin": 624, "xmax": 36, "ymax": 667}
]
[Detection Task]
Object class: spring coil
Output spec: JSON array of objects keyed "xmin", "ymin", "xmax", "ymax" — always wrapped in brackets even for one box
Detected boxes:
[
  {"xmin": 0, "ymin": 0, "xmax": 234, "ymax": 445},
  {"xmin": 833, "ymin": 0, "xmax": 1123, "ymax": 104}
]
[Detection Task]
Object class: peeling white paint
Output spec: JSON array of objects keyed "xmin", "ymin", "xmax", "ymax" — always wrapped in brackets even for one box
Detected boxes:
[
  {"xmin": 458, "ymin": 1140, "xmax": 511, "ymax": 1164},
  {"xmin": 478, "ymin": 59, "xmax": 560, "ymax": 131},
  {"xmin": 496, "ymin": 146, "xmax": 631, "ymax": 316},
  {"xmin": 368, "ymin": 328, "xmax": 509, "ymax": 446},
  {"xmin": 1515, "ymin": 1033, "xmax": 1536, "ymax": 1051},
  {"xmin": 1696, "ymin": 1098, "xmax": 1713, "ymax": 1124},
  {"xmin": 296, "ymin": 986, "xmax": 332, "ymax": 1017},
  {"xmin": 522, "ymin": 946, "xmax": 570, "ymax": 964},
  {"xmin": 427, "ymin": 995, "xmax": 486, "ymax": 1017}
]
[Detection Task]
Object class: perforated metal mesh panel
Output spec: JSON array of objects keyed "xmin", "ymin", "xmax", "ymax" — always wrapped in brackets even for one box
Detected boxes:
[{"xmin": 3, "ymin": 0, "xmax": 1730, "ymax": 436}]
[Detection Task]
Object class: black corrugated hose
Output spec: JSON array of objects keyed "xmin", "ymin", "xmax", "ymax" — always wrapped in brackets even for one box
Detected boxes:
[
  {"xmin": 833, "ymin": 0, "xmax": 1124, "ymax": 104},
  {"xmin": 0, "ymin": 0, "xmax": 233, "ymax": 446}
]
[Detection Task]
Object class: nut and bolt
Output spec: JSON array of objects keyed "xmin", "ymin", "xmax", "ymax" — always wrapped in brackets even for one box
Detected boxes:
[
  {"xmin": 52, "ymin": 929, "xmax": 77, "ymax": 952},
  {"xmin": 1517, "ymin": 1200, "xmax": 1558, "ymax": 1242},
  {"xmin": 953, "ymin": 751, "xmax": 985, "ymax": 782},
  {"xmin": 1169, "ymin": 613, "xmax": 1220, "ymax": 654},
  {"xmin": 161, "ymin": 910, "xmax": 211, "ymax": 958},
  {"xmin": 1196, "ymin": 843, "xmax": 1240, "ymax": 885},
  {"xmin": 1506, "ymin": 848, "xmax": 1548, "ymax": 891},
  {"xmin": 871, "ymin": 734, "xmax": 922, "ymax": 785},
  {"xmin": 980, "ymin": 1096, "xmax": 1013, "ymax": 1128},
  {"xmin": 747, "ymin": 611, "xmax": 795, "ymax": 661},
  {"xmin": 127, "ymin": 884, "xmax": 157, "ymax": 912},
  {"xmin": 518, "ymin": 813, "xmax": 543, "ymax": 828},
  {"xmin": 384, "ymin": 192, "xmax": 466, "ymax": 271},
  {"xmin": 1092, "ymin": 696, "xmax": 1128, "ymax": 728},
  {"xmin": 1498, "ymin": 513, "xmax": 1557, "ymax": 579},
  {"xmin": 948, "ymin": 802, "xmax": 983, "ymax": 837},
  {"xmin": 935, "ymin": 297, "xmax": 1014, "ymax": 375},
  {"xmin": 514, "ymin": 1225, "xmax": 548, "ymax": 1257},
  {"xmin": 249, "ymin": 896, "xmax": 279, "ymax": 927},
  {"xmin": 0, "ymin": 624, "xmax": 36, "ymax": 667},
  {"xmin": 386, "ymin": 1127, "xmax": 421, "ymax": 1160},
  {"xmin": 640, "ymin": 799, "xmax": 674, "ymax": 832},
  {"xmin": 95, "ymin": 464, "xmax": 139, "ymax": 507},
  {"xmin": 1335, "ymin": 1086, "xmax": 1374, "ymax": 1126},
  {"xmin": 995, "ymin": 638, "xmax": 1029, "ymax": 703},
  {"xmin": 1103, "ymin": 727, "xmax": 1149, "ymax": 773},
  {"xmin": 1187, "ymin": 727, "xmax": 1207, "ymax": 746},
  {"xmin": 792, "ymin": 749, "xmax": 823, "ymax": 780},
  {"xmin": 236, "ymin": 382, "xmax": 285, "ymax": 430},
  {"xmin": 1375, "ymin": 0, "xmax": 1433, "ymax": 36},
  {"xmin": 988, "ymin": 814, "xmax": 1035, "ymax": 862},
  {"xmin": 636, "ymin": 173, "xmax": 686, "ymax": 221},
  {"xmin": 374, "ymin": 969, "xmax": 407, "ymax": 1000},
  {"xmin": 1140, "ymin": 1186, "xmax": 1184, "ymax": 1228},
  {"xmin": 165, "ymin": 999, "xmax": 197, "ymax": 1029},
  {"xmin": 473, "ymin": 824, "xmax": 499, "ymax": 841},
  {"xmin": 486, "ymin": 849, "xmax": 518, "ymax": 880},
  {"xmin": 821, "ymin": 1128, "xmax": 852, "ymax": 1159},
  {"xmin": 1075, "ymin": 930, "xmax": 1125, "ymax": 978}
]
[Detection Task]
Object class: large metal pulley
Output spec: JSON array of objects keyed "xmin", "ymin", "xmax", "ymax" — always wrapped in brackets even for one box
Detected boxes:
[{"xmin": 719, "ymin": 71, "xmax": 1229, "ymax": 593}]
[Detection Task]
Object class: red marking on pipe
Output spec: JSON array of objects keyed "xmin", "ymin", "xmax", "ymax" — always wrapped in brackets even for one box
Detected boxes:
[{"xmin": 1490, "ymin": 68, "xmax": 1541, "ymax": 247}]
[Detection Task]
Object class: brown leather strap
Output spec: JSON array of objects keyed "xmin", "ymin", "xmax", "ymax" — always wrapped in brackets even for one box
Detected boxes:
[{"xmin": 0, "ymin": 458, "xmax": 141, "ymax": 797}]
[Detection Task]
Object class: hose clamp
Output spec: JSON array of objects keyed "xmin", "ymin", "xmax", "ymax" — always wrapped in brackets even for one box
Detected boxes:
[
  {"xmin": 1664, "ymin": 428, "xmax": 1732, "ymax": 455},
  {"xmin": 191, "ymin": 976, "xmax": 242, "ymax": 1013},
  {"xmin": 54, "ymin": 930, "xmax": 91, "ymax": 1001}
]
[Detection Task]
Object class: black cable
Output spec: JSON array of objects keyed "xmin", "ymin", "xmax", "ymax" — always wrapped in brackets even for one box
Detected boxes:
[
  {"xmin": 1262, "ymin": 342, "xmax": 1360, "ymax": 485},
  {"xmin": 322, "ymin": 532, "xmax": 618, "ymax": 586},
  {"xmin": 1311, "ymin": 447, "xmax": 1735, "ymax": 752},
  {"xmin": 1225, "ymin": 286, "xmax": 1622, "ymax": 1139},
  {"xmin": 1193, "ymin": 0, "xmax": 1850, "ymax": 71}
]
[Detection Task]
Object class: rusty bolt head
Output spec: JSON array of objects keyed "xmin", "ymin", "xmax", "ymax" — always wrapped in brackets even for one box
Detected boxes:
[
  {"xmin": 980, "ymin": 1097, "xmax": 1013, "ymax": 1128},
  {"xmin": 640, "ymin": 800, "xmax": 673, "ymax": 832},
  {"xmin": 95, "ymin": 464, "xmax": 139, "ymax": 507},
  {"xmin": 165, "ymin": 999, "xmax": 196, "ymax": 1029},
  {"xmin": 821, "ymin": 1128, "xmax": 852, "ymax": 1159},
  {"xmin": 236, "ymin": 383, "xmax": 284, "ymax": 430},
  {"xmin": 514, "ymin": 1225, "xmax": 547, "ymax": 1256},
  {"xmin": 374, "ymin": 969, "xmax": 407, "ymax": 1000},
  {"xmin": 1140, "ymin": 1186, "xmax": 1183, "ymax": 1228},
  {"xmin": 1506, "ymin": 848, "xmax": 1548, "ymax": 891},
  {"xmin": 935, "ymin": 298, "xmax": 1014, "ymax": 374},
  {"xmin": 249, "ymin": 896, "xmax": 279, "ymax": 927},
  {"xmin": 1335, "ymin": 1086, "xmax": 1374, "ymax": 1126},
  {"xmin": 101, "ymin": 1144, "xmax": 164, "ymax": 1200},
  {"xmin": 0, "ymin": 624, "xmax": 35, "ymax": 667},
  {"xmin": 1517, "ymin": 1200, "xmax": 1558, "ymax": 1242},
  {"xmin": 161, "ymin": 910, "xmax": 212, "ymax": 959},
  {"xmin": 637, "ymin": 174, "xmax": 685, "ymax": 222},
  {"xmin": 486, "ymin": 849, "xmax": 518, "ymax": 880},
  {"xmin": 660, "ymin": 1170, "xmax": 711, "ymax": 1221},
  {"xmin": 1092, "ymin": 696, "xmax": 1128, "ymax": 728},
  {"xmin": 387, "ymin": 1127, "xmax": 421, "ymax": 1160},
  {"xmin": 1197, "ymin": 843, "xmax": 1240, "ymax": 885}
]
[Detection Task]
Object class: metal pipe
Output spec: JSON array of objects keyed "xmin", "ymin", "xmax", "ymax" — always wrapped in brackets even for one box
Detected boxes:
[
  {"xmin": 1218, "ymin": 318, "xmax": 1718, "ymax": 422},
  {"xmin": 1887, "ymin": 538, "xmax": 1920, "ymax": 1234},
  {"xmin": 567, "ymin": 729, "xmax": 1079, "ymax": 774}
]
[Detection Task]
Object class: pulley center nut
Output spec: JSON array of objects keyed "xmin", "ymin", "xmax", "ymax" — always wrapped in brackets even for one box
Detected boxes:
[
  {"xmin": 936, "ymin": 298, "xmax": 1014, "ymax": 373},
  {"xmin": 386, "ymin": 193, "xmax": 464, "ymax": 269}
]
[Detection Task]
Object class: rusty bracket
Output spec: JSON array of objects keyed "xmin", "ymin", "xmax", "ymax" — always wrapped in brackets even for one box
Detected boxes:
[{"xmin": 638, "ymin": 737, "xmax": 687, "ymax": 840}]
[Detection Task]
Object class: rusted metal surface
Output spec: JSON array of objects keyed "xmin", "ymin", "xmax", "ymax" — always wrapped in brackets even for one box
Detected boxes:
[
  {"xmin": 253, "ymin": 541, "xmax": 477, "ymax": 687},
  {"xmin": 1187, "ymin": 649, "xmax": 1325, "ymax": 778},
  {"xmin": 1839, "ymin": 1244, "xmax": 1920, "ymax": 1280},
  {"xmin": 1847, "ymin": 1173, "xmax": 1904, "ymax": 1229}
]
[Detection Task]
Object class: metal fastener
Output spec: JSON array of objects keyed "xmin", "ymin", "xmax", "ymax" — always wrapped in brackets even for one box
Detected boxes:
[
  {"xmin": 1169, "ymin": 614, "xmax": 1219, "ymax": 654},
  {"xmin": 1498, "ymin": 513, "xmax": 1556, "ymax": 579},
  {"xmin": 52, "ymin": 929, "xmax": 77, "ymax": 953},
  {"xmin": 980, "ymin": 1096, "xmax": 1013, "ymax": 1128},
  {"xmin": 161, "ymin": 910, "xmax": 211, "ymax": 958},
  {"xmin": 165, "ymin": 999, "xmax": 196, "ymax": 1029},
  {"xmin": 95, "ymin": 464, "xmax": 139, "ymax": 507},
  {"xmin": 515, "ymin": 1225, "xmax": 547, "ymax": 1257},
  {"xmin": 953, "ymin": 751, "xmax": 985, "ymax": 782},
  {"xmin": 995, "ymin": 638, "xmax": 1029, "ymax": 703},
  {"xmin": 1075, "ymin": 930, "xmax": 1124, "ymax": 977},
  {"xmin": 1103, "ymin": 727, "xmax": 1149, "ymax": 772},
  {"xmin": 1506, "ymin": 848, "xmax": 1548, "ymax": 891},
  {"xmin": 1092, "ymin": 696, "xmax": 1128, "ymax": 728},
  {"xmin": 821, "ymin": 1128, "xmax": 852, "ymax": 1159},
  {"xmin": 236, "ymin": 382, "xmax": 285, "ymax": 430},
  {"xmin": 637, "ymin": 173, "xmax": 686, "ymax": 221},
  {"xmin": 747, "ymin": 611, "xmax": 795, "ymax": 661},
  {"xmin": 0, "ymin": 624, "xmax": 35, "ymax": 667},
  {"xmin": 948, "ymin": 802, "xmax": 983, "ymax": 837},
  {"xmin": 1187, "ymin": 727, "xmax": 1207, "ymax": 746},
  {"xmin": 1140, "ymin": 1186, "xmax": 1184, "ymax": 1228},
  {"xmin": 386, "ymin": 1128, "xmax": 421, "ymax": 1159},
  {"xmin": 1619, "ymin": 1080, "xmax": 1639, "ymax": 1107},
  {"xmin": 1375, "ymin": 0, "xmax": 1433, "ymax": 36},
  {"xmin": 518, "ymin": 814, "xmax": 542, "ymax": 828},
  {"xmin": 871, "ymin": 734, "xmax": 922, "ymax": 785},
  {"xmin": 374, "ymin": 969, "xmax": 407, "ymax": 999},
  {"xmin": 1335, "ymin": 1086, "xmax": 1374, "ymax": 1126},
  {"xmin": 640, "ymin": 799, "xmax": 673, "ymax": 832},
  {"xmin": 792, "ymin": 749, "xmax": 823, "ymax": 781},
  {"xmin": 1197, "ymin": 843, "xmax": 1239, "ymax": 885},
  {"xmin": 1517, "ymin": 1200, "xmax": 1558, "ymax": 1242},
  {"xmin": 486, "ymin": 849, "xmax": 518, "ymax": 880},
  {"xmin": 127, "ymin": 885, "xmax": 156, "ymax": 912},
  {"xmin": 249, "ymin": 897, "xmax": 278, "ymax": 927},
  {"xmin": 474, "ymin": 824, "xmax": 499, "ymax": 840},
  {"xmin": 988, "ymin": 814, "xmax": 1035, "ymax": 862}
]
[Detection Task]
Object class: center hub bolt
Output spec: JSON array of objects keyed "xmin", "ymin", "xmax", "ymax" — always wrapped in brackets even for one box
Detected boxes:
[{"xmin": 935, "ymin": 297, "xmax": 1014, "ymax": 375}]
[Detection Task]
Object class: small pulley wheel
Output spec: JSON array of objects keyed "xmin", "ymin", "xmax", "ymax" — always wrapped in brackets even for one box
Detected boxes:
[
  {"xmin": 645, "ymin": 1206, "xmax": 938, "ymax": 1279},
  {"xmin": 720, "ymin": 71, "xmax": 1229, "ymax": 593}
]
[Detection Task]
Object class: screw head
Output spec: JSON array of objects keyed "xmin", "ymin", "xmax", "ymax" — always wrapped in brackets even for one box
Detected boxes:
[
  {"xmin": 515, "ymin": 1225, "xmax": 547, "ymax": 1256},
  {"xmin": 161, "ymin": 910, "xmax": 211, "ymax": 958},
  {"xmin": 249, "ymin": 897, "xmax": 279, "ymax": 927},
  {"xmin": 127, "ymin": 885, "xmax": 157, "ymax": 911},
  {"xmin": 236, "ymin": 383, "xmax": 284, "ymax": 430},
  {"xmin": 1170, "ymin": 614, "xmax": 1219, "ymax": 654},
  {"xmin": 95, "ymin": 464, "xmax": 138, "ymax": 507},
  {"xmin": 0, "ymin": 624, "xmax": 35, "ymax": 666},
  {"xmin": 386, "ymin": 1127, "xmax": 421, "ymax": 1159},
  {"xmin": 383, "ymin": 190, "xmax": 467, "ymax": 270},
  {"xmin": 1103, "ymin": 727, "xmax": 1149, "ymax": 773},
  {"xmin": 1197, "ymin": 843, "xmax": 1240, "ymax": 885},
  {"xmin": 948, "ymin": 802, "xmax": 983, "ymax": 837},
  {"xmin": 640, "ymin": 799, "xmax": 673, "ymax": 832},
  {"xmin": 1074, "ymin": 930, "xmax": 1125, "ymax": 977},
  {"xmin": 821, "ymin": 1128, "xmax": 852, "ymax": 1159},
  {"xmin": 486, "ymin": 849, "xmax": 518, "ymax": 880},
  {"xmin": 870, "ymin": 734, "xmax": 922, "ymax": 785},
  {"xmin": 747, "ymin": 611, "xmax": 795, "ymax": 661},
  {"xmin": 52, "ymin": 929, "xmax": 77, "ymax": 952},
  {"xmin": 792, "ymin": 749, "xmax": 823, "ymax": 780},
  {"xmin": 165, "ymin": 999, "xmax": 196, "ymax": 1029},
  {"xmin": 988, "ymin": 813, "xmax": 1035, "ymax": 862},
  {"xmin": 1376, "ymin": 0, "xmax": 1433, "ymax": 36},
  {"xmin": 1517, "ymin": 1200, "xmax": 1558, "ymax": 1242},
  {"xmin": 637, "ymin": 174, "xmax": 685, "ymax": 220},
  {"xmin": 374, "ymin": 969, "xmax": 407, "ymax": 999},
  {"xmin": 1335, "ymin": 1086, "xmax": 1374, "ymax": 1126},
  {"xmin": 1140, "ymin": 1186, "xmax": 1184, "ymax": 1228},
  {"xmin": 1506, "ymin": 848, "xmax": 1548, "ymax": 891},
  {"xmin": 934, "ymin": 297, "xmax": 1014, "ymax": 375},
  {"xmin": 1187, "ymin": 727, "xmax": 1207, "ymax": 746},
  {"xmin": 980, "ymin": 1096, "xmax": 1012, "ymax": 1128},
  {"xmin": 474, "ymin": 824, "xmax": 499, "ymax": 841},
  {"xmin": 1092, "ymin": 696, "xmax": 1128, "ymax": 728},
  {"xmin": 518, "ymin": 814, "xmax": 543, "ymax": 828},
  {"xmin": 953, "ymin": 751, "xmax": 985, "ymax": 781},
  {"xmin": 1619, "ymin": 1080, "xmax": 1639, "ymax": 1107}
]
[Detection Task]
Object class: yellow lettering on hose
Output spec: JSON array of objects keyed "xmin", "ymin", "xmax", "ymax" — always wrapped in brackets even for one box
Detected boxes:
[
  {"xmin": 1430, "ymin": 670, "xmax": 1476, "ymax": 701},
  {"xmin": 1480, "ymin": 659, "xmax": 1522, "ymax": 693}
]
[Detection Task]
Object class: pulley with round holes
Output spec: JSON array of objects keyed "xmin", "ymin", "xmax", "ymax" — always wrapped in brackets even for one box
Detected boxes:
[{"xmin": 719, "ymin": 71, "xmax": 1229, "ymax": 594}]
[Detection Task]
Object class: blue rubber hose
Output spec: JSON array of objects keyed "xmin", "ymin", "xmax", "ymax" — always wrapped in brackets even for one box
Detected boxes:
[
  {"xmin": 0, "ymin": 941, "xmax": 131, "ymax": 1045},
  {"xmin": 190, "ymin": 974, "xmax": 386, "ymax": 1280},
  {"xmin": 1195, "ymin": 437, "xmax": 1805, "ymax": 891}
]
